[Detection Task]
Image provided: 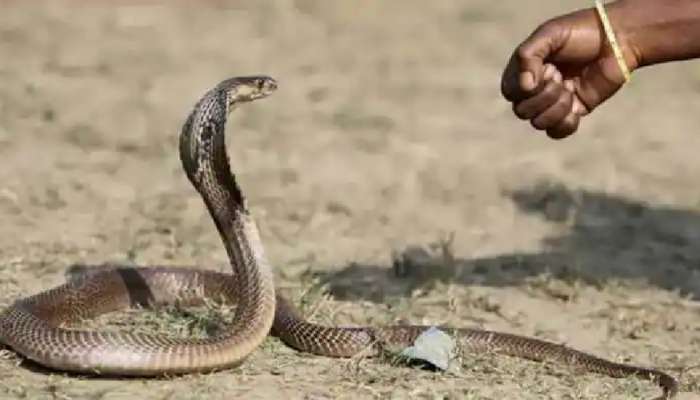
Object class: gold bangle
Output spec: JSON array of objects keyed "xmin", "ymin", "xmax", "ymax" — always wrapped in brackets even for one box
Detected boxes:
[{"xmin": 595, "ymin": 0, "xmax": 631, "ymax": 83}]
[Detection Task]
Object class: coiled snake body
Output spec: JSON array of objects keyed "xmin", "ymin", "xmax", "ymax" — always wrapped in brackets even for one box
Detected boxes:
[{"xmin": 0, "ymin": 77, "xmax": 678, "ymax": 398}]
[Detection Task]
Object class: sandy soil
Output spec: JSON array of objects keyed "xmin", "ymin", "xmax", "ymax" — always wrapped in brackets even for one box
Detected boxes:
[{"xmin": 1, "ymin": 1, "xmax": 699, "ymax": 399}]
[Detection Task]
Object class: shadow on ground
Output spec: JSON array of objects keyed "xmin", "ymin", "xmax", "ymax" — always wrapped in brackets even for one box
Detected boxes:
[{"xmin": 318, "ymin": 181, "xmax": 700, "ymax": 303}]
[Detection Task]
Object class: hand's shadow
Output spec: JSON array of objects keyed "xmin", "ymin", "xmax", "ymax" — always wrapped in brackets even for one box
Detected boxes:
[{"xmin": 317, "ymin": 181, "xmax": 700, "ymax": 303}]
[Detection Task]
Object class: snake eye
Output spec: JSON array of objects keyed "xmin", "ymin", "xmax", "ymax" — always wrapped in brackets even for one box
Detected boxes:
[{"xmin": 256, "ymin": 79, "xmax": 265, "ymax": 90}]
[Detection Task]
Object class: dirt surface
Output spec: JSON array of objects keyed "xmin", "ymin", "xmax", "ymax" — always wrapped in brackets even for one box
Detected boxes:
[{"xmin": 1, "ymin": 1, "xmax": 699, "ymax": 399}]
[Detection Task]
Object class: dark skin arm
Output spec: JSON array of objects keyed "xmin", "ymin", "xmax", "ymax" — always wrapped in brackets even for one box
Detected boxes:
[{"xmin": 501, "ymin": 0, "xmax": 700, "ymax": 139}]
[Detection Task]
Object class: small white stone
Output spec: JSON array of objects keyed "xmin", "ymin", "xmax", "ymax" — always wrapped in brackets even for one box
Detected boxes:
[{"xmin": 400, "ymin": 326, "xmax": 456, "ymax": 371}]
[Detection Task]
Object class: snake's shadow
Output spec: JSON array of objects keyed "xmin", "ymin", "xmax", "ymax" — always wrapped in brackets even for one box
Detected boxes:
[
  {"xmin": 317, "ymin": 181, "xmax": 700, "ymax": 303},
  {"xmin": 14, "ymin": 358, "xmax": 213, "ymax": 381},
  {"xmin": 11, "ymin": 358, "xmax": 180, "ymax": 381}
]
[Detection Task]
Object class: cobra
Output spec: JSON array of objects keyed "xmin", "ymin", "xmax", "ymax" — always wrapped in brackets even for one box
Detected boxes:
[{"xmin": 0, "ymin": 76, "xmax": 678, "ymax": 398}]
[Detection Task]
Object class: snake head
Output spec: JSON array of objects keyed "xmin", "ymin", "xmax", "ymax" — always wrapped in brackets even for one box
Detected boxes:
[{"xmin": 224, "ymin": 76, "xmax": 278, "ymax": 105}]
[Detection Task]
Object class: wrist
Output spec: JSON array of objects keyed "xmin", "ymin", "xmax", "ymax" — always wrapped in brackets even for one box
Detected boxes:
[
  {"xmin": 607, "ymin": 0, "xmax": 700, "ymax": 69},
  {"xmin": 604, "ymin": 1, "xmax": 645, "ymax": 72}
]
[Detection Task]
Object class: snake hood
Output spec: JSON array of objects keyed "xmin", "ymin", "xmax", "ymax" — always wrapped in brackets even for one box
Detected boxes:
[{"xmin": 178, "ymin": 75, "xmax": 277, "ymax": 198}]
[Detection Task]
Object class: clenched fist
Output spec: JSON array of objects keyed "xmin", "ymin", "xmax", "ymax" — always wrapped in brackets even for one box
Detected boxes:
[{"xmin": 500, "ymin": 0, "xmax": 700, "ymax": 139}]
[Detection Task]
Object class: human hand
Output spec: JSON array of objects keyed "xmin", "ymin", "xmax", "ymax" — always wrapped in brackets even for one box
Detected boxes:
[
  {"xmin": 501, "ymin": 0, "xmax": 700, "ymax": 139},
  {"xmin": 501, "ymin": 6, "xmax": 636, "ymax": 139}
]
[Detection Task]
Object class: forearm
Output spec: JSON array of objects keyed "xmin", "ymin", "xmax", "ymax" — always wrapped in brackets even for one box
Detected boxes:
[{"xmin": 609, "ymin": 0, "xmax": 700, "ymax": 68}]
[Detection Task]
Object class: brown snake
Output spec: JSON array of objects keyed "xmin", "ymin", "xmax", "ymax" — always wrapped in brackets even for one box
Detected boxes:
[{"xmin": 0, "ymin": 76, "xmax": 678, "ymax": 398}]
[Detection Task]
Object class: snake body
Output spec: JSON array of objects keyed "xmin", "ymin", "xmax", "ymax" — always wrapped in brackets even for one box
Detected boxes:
[{"xmin": 0, "ymin": 77, "xmax": 678, "ymax": 398}]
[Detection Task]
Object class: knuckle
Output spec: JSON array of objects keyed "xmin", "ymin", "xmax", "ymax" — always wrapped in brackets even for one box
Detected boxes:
[
  {"xmin": 548, "ymin": 127, "xmax": 572, "ymax": 139},
  {"xmin": 513, "ymin": 103, "xmax": 529, "ymax": 119},
  {"xmin": 549, "ymin": 129, "xmax": 573, "ymax": 140},
  {"xmin": 552, "ymin": 92, "xmax": 573, "ymax": 115},
  {"xmin": 560, "ymin": 89, "xmax": 574, "ymax": 107},
  {"xmin": 541, "ymin": 81, "xmax": 561, "ymax": 100},
  {"xmin": 516, "ymin": 45, "xmax": 531, "ymax": 62},
  {"xmin": 531, "ymin": 101, "xmax": 569, "ymax": 131},
  {"xmin": 530, "ymin": 117, "xmax": 548, "ymax": 131},
  {"xmin": 502, "ymin": 80, "xmax": 517, "ymax": 101},
  {"xmin": 548, "ymin": 114, "xmax": 579, "ymax": 139},
  {"xmin": 533, "ymin": 111, "xmax": 561, "ymax": 131}
]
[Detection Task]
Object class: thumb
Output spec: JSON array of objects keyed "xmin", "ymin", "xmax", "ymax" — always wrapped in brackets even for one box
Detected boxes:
[
  {"xmin": 502, "ymin": 22, "xmax": 567, "ymax": 101},
  {"xmin": 517, "ymin": 23, "xmax": 564, "ymax": 90}
]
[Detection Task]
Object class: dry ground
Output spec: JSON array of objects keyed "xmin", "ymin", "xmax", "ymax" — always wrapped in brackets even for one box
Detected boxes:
[{"xmin": 1, "ymin": 1, "xmax": 699, "ymax": 399}]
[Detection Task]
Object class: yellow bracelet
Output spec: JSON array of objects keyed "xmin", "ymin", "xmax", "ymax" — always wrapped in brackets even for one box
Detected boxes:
[{"xmin": 595, "ymin": 0, "xmax": 631, "ymax": 83}]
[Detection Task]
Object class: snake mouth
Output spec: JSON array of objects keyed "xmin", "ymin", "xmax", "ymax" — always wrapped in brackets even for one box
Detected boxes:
[
  {"xmin": 253, "ymin": 77, "xmax": 278, "ymax": 99},
  {"xmin": 262, "ymin": 78, "xmax": 277, "ymax": 92}
]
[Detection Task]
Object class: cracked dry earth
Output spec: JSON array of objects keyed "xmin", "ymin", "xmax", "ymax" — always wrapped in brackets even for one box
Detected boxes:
[{"xmin": 1, "ymin": 1, "xmax": 699, "ymax": 399}]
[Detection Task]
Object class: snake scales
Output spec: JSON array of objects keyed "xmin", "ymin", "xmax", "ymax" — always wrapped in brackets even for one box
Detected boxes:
[{"xmin": 0, "ymin": 76, "xmax": 678, "ymax": 398}]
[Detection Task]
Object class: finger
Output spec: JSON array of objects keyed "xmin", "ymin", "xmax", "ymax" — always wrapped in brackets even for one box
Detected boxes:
[
  {"xmin": 501, "ymin": 53, "xmax": 539, "ymax": 102},
  {"xmin": 563, "ymin": 79, "xmax": 590, "ymax": 117},
  {"xmin": 543, "ymin": 63, "xmax": 563, "ymax": 84},
  {"xmin": 572, "ymin": 96, "xmax": 589, "ymax": 116},
  {"xmin": 546, "ymin": 112, "xmax": 580, "ymax": 139},
  {"xmin": 563, "ymin": 78, "xmax": 575, "ymax": 92},
  {"xmin": 531, "ymin": 89, "xmax": 574, "ymax": 130},
  {"xmin": 513, "ymin": 79, "xmax": 565, "ymax": 120}
]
